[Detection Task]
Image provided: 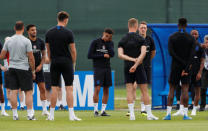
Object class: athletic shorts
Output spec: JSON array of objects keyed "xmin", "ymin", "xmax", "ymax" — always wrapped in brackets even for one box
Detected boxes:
[
  {"xmin": 34, "ymin": 69, "xmax": 45, "ymax": 83},
  {"xmin": 44, "ymin": 72, "xmax": 62, "ymax": 91},
  {"xmin": 144, "ymin": 66, "xmax": 151, "ymax": 84},
  {"xmin": 51, "ymin": 57, "xmax": 73, "ymax": 86},
  {"xmin": 8, "ymin": 68, "xmax": 33, "ymax": 91},
  {"xmin": 190, "ymin": 73, "xmax": 201, "ymax": 87},
  {"xmin": 4, "ymin": 71, "xmax": 10, "ymax": 89},
  {"xmin": 124, "ymin": 64, "xmax": 147, "ymax": 84},
  {"xmin": 94, "ymin": 67, "xmax": 112, "ymax": 87},
  {"xmin": 0, "ymin": 70, "xmax": 2, "ymax": 84},
  {"xmin": 201, "ymin": 68, "xmax": 208, "ymax": 88},
  {"xmin": 168, "ymin": 62, "xmax": 190, "ymax": 85}
]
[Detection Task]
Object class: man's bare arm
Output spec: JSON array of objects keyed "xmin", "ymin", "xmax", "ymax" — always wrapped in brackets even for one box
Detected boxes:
[{"xmin": 118, "ymin": 47, "xmax": 136, "ymax": 62}]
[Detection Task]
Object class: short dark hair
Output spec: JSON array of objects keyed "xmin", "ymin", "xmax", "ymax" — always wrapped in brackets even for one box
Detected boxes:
[
  {"xmin": 26, "ymin": 24, "xmax": 36, "ymax": 31},
  {"xmin": 15, "ymin": 21, "xmax": 24, "ymax": 31},
  {"xmin": 57, "ymin": 11, "xmax": 69, "ymax": 21},
  {"xmin": 140, "ymin": 21, "xmax": 147, "ymax": 25},
  {"xmin": 178, "ymin": 18, "xmax": 187, "ymax": 27},
  {"xmin": 104, "ymin": 28, "xmax": 114, "ymax": 35}
]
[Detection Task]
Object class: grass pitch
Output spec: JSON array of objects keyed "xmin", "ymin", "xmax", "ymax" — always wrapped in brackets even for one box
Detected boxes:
[
  {"xmin": 0, "ymin": 110, "xmax": 208, "ymax": 131},
  {"xmin": 0, "ymin": 88, "xmax": 208, "ymax": 131}
]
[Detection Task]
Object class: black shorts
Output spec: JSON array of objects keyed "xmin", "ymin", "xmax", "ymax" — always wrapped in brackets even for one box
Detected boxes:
[
  {"xmin": 94, "ymin": 67, "xmax": 112, "ymax": 87},
  {"xmin": 34, "ymin": 69, "xmax": 45, "ymax": 83},
  {"xmin": 124, "ymin": 64, "xmax": 147, "ymax": 84},
  {"xmin": 8, "ymin": 68, "xmax": 33, "ymax": 91},
  {"xmin": 190, "ymin": 73, "xmax": 201, "ymax": 87},
  {"xmin": 168, "ymin": 62, "xmax": 190, "ymax": 85},
  {"xmin": 144, "ymin": 66, "xmax": 151, "ymax": 84},
  {"xmin": 51, "ymin": 58, "xmax": 73, "ymax": 86},
  {"xmin": 0, "ymin": 70, "xmax": 2, "ymax": 84},
  {"xmin": 44, "ymin": 72, "xmax": 62, "ymax": 91},
  {"xmin": 4, "ymin": 71, "xmax": 10, "ymax": 89},
  {"xmin": 201, "ymin": 68, "xmax": 208, "ymax": 88}
]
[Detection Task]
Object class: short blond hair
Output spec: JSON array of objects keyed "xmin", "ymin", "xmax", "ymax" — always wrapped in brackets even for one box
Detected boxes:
[
  {"xmin": 204, "ymin": 35, "xmax": 208, "ymax": 41},
  {"xmin": 128, "ymin": 18, "xmax": 138, "ymax": 28}
]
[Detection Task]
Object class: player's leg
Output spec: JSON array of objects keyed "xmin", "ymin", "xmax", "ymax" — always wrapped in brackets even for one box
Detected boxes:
[
  {"xmin": 38, "ymin": 82, "xmax": 49, "ymax": 115},
  {"xmin": 62, "ymin": 61, "xmax": 81, "ymax": 121},
  {"xmin": 191, "ymin": 86, "xmax": 200, "ymax": 116},
  {"xmin": 44, "ymin": 72, "xmax": 51, "ymax": 108},
  {"xmin": 57, "ymin": 84, "xmax": 65, "ymax": 110},
  {"xmin": 126, "ymin": 83, "xmax": 135, "ymax": 120},
  {"xmin": 19, "ymin": 69, "xmax": 35, "ymax": 120},
  {"xmin": 11, "ymin": 89, "xmax": 19, "ymax": 120},
  {"xmin": 0, "ymin": 83, "xmax": 9, "ymax": 116},
  {"xmin": 19, "ymin": 89, "xmax": 25, "ymax": 110},
  {"xmin": 126, "ymin": 82, "xmax": 137, "ymax": 116}
]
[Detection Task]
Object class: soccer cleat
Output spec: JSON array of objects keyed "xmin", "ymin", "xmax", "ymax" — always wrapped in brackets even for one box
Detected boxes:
[
  {"xmin": 199, "ymin": 107, "xmax": 205, "ymax": 111},
  {"xmin": 70, "ymin": 116, "xmax": 82, "ymax": 121},
  {"xmin": 94, "ymin": 111, "xmax": 99, "ymax": 117},
  {"xmin": 141, "ymin": 111, "xmax": 148, "ymax": 116},
  {"xmin": 172, "ymin": 110, "xmax": 184, "ymax": 116},
  {"xmin": 46, "ymin": 115, "xmax": 54, "ymax": 121},
  {"xmin": 100, "ymin": 111, "xmax": 110, "ymax": 116},
  {"xmin": 13, "ymin": 116, "xmax": 19, "ymax": 120},
  {"xmin": 191, "ymin": 110, "xmax": 196, "ymax": 116},
  {"xmin": 130, "ymin": 115, "xmax": 135, "ymax": 120},
  {"xmin": 183, "ymin": 115, "xmax": 192, "ymax": 120},
  {"xmin": 59, "ymin": 104, "xmax": 66, "ymax": 110},
  {"xmin": 27, "ymin": 115, "xmax": 36, "ymax": 120},
  {"xmin": 42, "ymin": 110, "xmax": 50, "ymax": 116},
  {"xmin": 1, "ymin": 111, "xmax": 9, "ymax": 116},
  {"xmin": 126, "ymin": 111, "xmax": 130, "ymax": 116},
  {"xmin": 163, "ymin": 114, "xmax": 171, "ymax": 120},
  {"xmin": 147, "ymin": 115, "xmax": 159, "ymax": 120}
]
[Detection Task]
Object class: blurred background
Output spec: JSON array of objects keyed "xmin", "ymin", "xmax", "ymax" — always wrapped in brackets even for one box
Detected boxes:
[{"xmin": 0, "ymin": 0, "xmax": 208, "ymax": 86}]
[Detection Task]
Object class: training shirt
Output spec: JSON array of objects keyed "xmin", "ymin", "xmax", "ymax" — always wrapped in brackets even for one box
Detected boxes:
[
  {"xmin": 45, "ymin": 26, "xmax": 74, "ymax": 62},
  {"xmin": 88, "ymin": 38, "xmax": 114, "ymax": 68},
  {"xmin": 30, "ymin": 38, "xmax": 45, "ymax": 67},
  {"xmin": 118, "ymin": 32, "xmax": 146, "ymax": 67},
  {"xmin": 190, "ymin": 42, "xmax": 204, "ymax": 74},
  {"xmin": 168, "ymin": 30, "xmax": 195, "ymax": 71},
  {"xmin": 3, "ymin": 34, "xmax": 32, "ymax": 70},
  {"xmin": 143, "ymin": 35, "xmax": 156, "ymax": 68}
]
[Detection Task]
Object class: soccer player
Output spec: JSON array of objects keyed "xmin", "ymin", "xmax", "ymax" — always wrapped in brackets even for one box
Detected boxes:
[
  {"xmin": 118, "ymin": 18, "xmax": 158, "ymax": 120},
  {"xmin": 88, "ymin": 28, "xmax": 114, "ymax": 116},
  {"xmin": 200, "ymin": 35, "xmax": 208, "ymax": 111},
  {"xmin": 26, "ymin": 24, "xmax": 49, "ymax": 116},
  {"xmin": 128, "ymin": 21, "xmax": 156, "ymax": 116},
  {"xmin": 189, "ymin": 29, "xmax": 205, "ymax": 115},
  {"xmin": 163, "ymin": 18, "xmax": 195, "ymax": 120},
  {"xmin": 0, "ymin": 41, "xmax": 9, "ymax": 116},
  {"xmin": 45, "ymin": 11, "xmax": 81, "ymax": 121},
  {"xmin": 0, "ymin": 21, "xmax": 36, "ymax": 120}
]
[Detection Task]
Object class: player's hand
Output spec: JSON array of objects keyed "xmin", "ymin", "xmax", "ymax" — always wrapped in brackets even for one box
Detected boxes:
[
  {"xmin": 196, "ymin": 72, "xmax": 202, "ymax": 80},
  {"xmin": 32, "ymin": 72, "xmax": 36, "ymax": 80},
  {"xmin": 201, "ymin": 44, "xmax": 208, "ymax": 49},
  {"xmin": 45, "ymin": 57, "xmax": 50, "ymax": 64},
  {"xmin": 181, "ymin": 70, "xmax": 188, "ymax": 76},
  {"xmin": 104, "ymin": 54, "xmax": 110, "ymax": 58},
  {"xmin": 129, "ymin": 65, "xmax": 137, "ymax": 73},
  {"xmin": 35, "ymin": 65, "xmax": 42, "ymax": 72},
  {"xmin": 0, "ymin": 66, "xmax": 7, "ymax": 72}
]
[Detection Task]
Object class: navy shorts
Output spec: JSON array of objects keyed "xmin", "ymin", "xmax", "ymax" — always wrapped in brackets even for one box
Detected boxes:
[
  {"xmin": 124, "ymin": 64, "xmax": 147, "ymax": 84},
  {"xmin": 94, "ymin": 67, "xmax": 112, "ymax": 87},
  {"xmin": 144, "ymin": 66, "xmax": 151, "ymax": 84},
  {"xmin": 44, "ymin": 72, "xmax": 62, "ymax": 91},
  {"xmin": 190, "ymin": 73, "xmax": 201, "ymax": 87},
  {"xmin": 4, "ymin": 71, "xmax": 10, "ymax": 89},
  {"xmin": 34, "ymin": 69, "xmax": 45, "ymax": 83},
  {"xmin": 8, "ymin": 68, "xmax": 33, "ymax": 91},
  {"xmin": 168, "ymin": 62, "xmax": 190, "ymax": 85},
  {"xmin": 51, "ymin": 57, "xmax": 73, "ymax": 86}
]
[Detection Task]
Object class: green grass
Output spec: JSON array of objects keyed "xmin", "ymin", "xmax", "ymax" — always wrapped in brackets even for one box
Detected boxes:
[{"xmin": 0, "ymin": 110, "xmax": 208, "ymax": 131}]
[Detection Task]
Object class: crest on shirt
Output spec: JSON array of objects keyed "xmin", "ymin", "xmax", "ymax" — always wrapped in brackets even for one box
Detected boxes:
[
  {"xmin": 33, "ymin": 45, "xmax": 37, "ymax": 49},
  {"xmin": 102, "ymin": 45, "xmax": 106, "ymax": 50}
]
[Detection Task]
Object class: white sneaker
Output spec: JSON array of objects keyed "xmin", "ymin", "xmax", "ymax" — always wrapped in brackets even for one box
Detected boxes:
[
  {"xmin": 129, "ymin": 115, "xmax": 135, "ymax": 120},
  {"xmin": 42, "ymin": 110, "xmax": 49, "ymax": 116},
  {"xmin": 70, "ymin": 115, "xmax": 82, "ymax": 121},
  {"xmin": 1, "ymin": 111, "xmax": 9, "ymax": 116},
  {"xmin": 46, "ymin": 115, "xmax": 54, "ymax": 121},
  {"xmin": 147, "ymin": 115, "xmax": 159, "ymax": 120},
  {"xmin": 172, "ymin": 110, "xmax": 184, "ymax": 116},
  {"xmin": 191, "ymin": 110, "xmax": 196, "ymax": 116}
]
